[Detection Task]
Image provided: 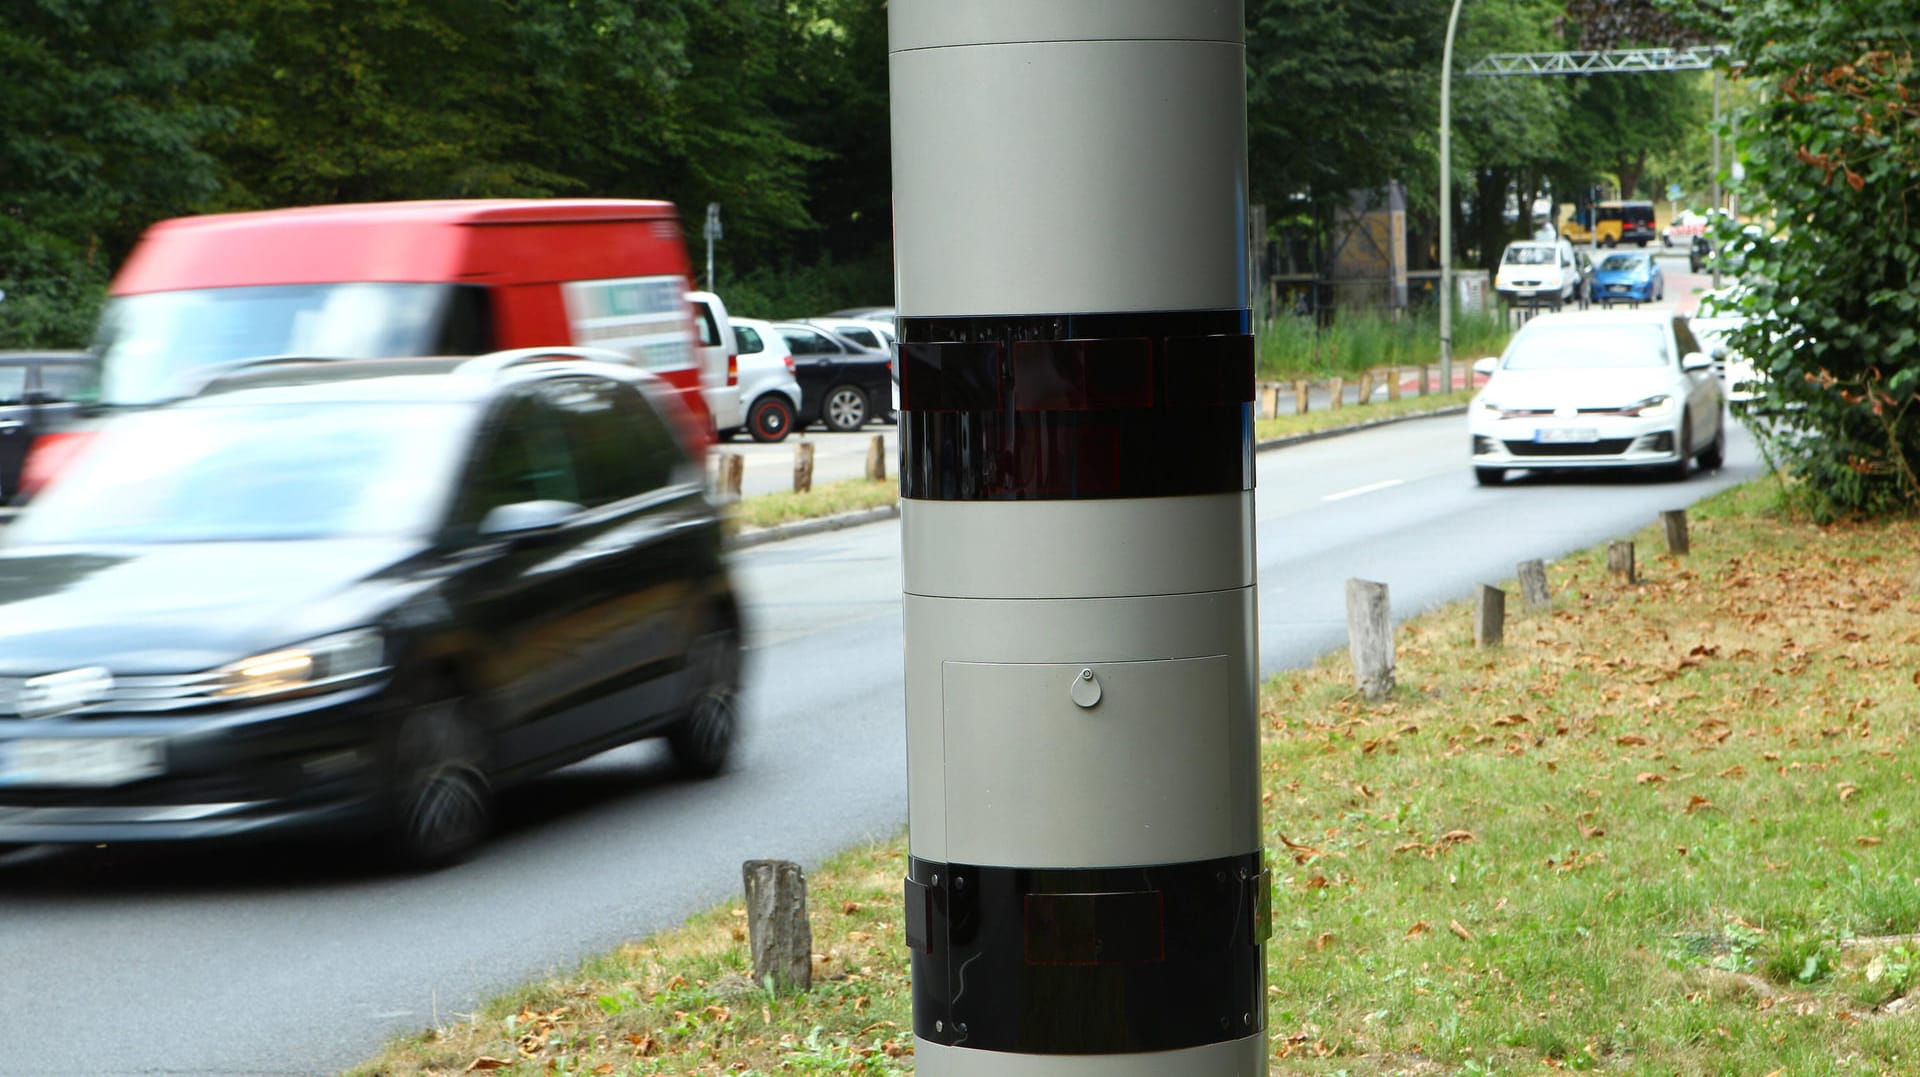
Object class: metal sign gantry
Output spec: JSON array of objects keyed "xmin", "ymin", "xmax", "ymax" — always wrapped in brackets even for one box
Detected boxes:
[{"xmin": 1464, "ymin": 45, "xmax": 1729, "ymax": 77}]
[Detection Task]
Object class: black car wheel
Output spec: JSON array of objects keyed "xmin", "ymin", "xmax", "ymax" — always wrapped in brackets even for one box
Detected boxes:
[
  {"xmin": 668, "ymin": 620, "xmax": 741, "ymax": 777},
  {"xmin": 386, "ymin": 695, "xmax": 491, "ymax": 870},
  {"xmin": 823, "ymin": 385, "xmax": 868, "ymax": 432},
  {"xmin": 748, "ymin": 394, "xmax": 795, "ymax": 443},
  {"xmin": 1698, "ymin": 410, "xmax": 1727, "ymax": 470},
  {"xmin": 1664, "ymin": 413, "xmax": 1695, "ymax": 482}
]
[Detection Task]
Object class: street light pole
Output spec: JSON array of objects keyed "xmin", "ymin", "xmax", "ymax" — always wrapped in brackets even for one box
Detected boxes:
[
  {"xmin": 1438, "ymin": 0, "xmax": 1466, "ymax": 394},
  {"xmin": 1710, "ymin": 69, "xmax": 1724, "ymax": 292}
]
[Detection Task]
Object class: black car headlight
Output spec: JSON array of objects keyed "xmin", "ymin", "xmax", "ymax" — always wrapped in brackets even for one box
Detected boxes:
[{"xmin": 210, "ymin": 628, "xmax": 387, "ymax": 702}]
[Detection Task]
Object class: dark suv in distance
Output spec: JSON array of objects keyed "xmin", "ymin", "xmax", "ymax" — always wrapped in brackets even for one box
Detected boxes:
[
  {"xmin": 0, "ymin": 351, "xmax": 95, "ymax": 503},
  {"xmin": 0, "ymin": 349, "xmax": 742, "ymax": 868}
]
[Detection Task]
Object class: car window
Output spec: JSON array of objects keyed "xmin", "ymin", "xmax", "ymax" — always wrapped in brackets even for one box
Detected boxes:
[
  {"xmin": 1503, "ymin": 323, "xmax": 1672, "ymax": 371},
  {"xmin": 783, "ymin": 328, "xmax": 836, "ymax": 355},
  {"xmin": 542, "ymin": 376, "xmax": 680, "ymax": 505},
  {"xmin": 0, "ymin": 365, "xmax": 27, "ymax": 405},
  {"xmin": 448, "ymin": 393, "xmax": 577, "ymax": 538},
  {"xmin": 735, "ymin": 326, "xmax": 765, "ymax": 355},
  {"xmin": 1504, "ymin": 246, "xmax": 1553, "ymax": 265},
  {"xmin": 693, "ymin": 302, "xmax": 723, "ymax": 348},
  {"xmin": 1599, "ymin": 254, "xmax": 1644, "ymax": 272},
  {"xmin": 433, "ymin": 285, "xmax": 496, "ymax": 355},
  {"xmin": 34, "ymin": 364, "xmax": 95, "ymax": 403},
  {"xmin": 11, "ymin": 402, "xmax": 471, "ymax": 544},
  {"xmin": 1672, "ymin": 319, "xmax": 1704, "ymax": 360},
  {"xmin": 837, "ymin": 326, "xmax": 881, "ymax": 349}
]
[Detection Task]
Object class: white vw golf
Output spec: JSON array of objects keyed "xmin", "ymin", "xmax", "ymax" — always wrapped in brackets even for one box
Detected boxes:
[{"xmin": 1469, "ymin": 310, "xmax": 1726, "ymax": 486}]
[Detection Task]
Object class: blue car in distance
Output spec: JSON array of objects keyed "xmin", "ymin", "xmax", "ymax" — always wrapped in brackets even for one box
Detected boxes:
[{"xmin": 1591, "ymin": 251, "xmax": 1665, "ymax": 306}]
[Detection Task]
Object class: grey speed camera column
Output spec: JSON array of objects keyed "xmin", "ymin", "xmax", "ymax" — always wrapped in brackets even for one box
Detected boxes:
[{"xmin": 891, "ymin": 2, "xmax": 1269, "ymax": 1074}]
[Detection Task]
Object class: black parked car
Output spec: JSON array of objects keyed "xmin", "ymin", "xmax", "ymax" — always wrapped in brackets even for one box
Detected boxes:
[
  {"xmin": 0, "ymin": 350, "xmax": 742, "ymax": 868},
  {"xmin": 0, "ymin": 351, "xmax": 95, "ymax": 502},
  {"xmin": 773, "ymin": 322, "xmax": 894, "ymax": 432}
]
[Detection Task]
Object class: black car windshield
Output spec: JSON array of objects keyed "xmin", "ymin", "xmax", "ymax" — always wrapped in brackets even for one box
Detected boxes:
[
  {"xmin": 8, "ymin": 401, "xmax": 471, "ymax": 545},
  {"xmin": 1504, "ymin": 246, "xmax": 1555, "ymax": 265},
  {"xmin": 1502, "ymin": 324, "xmax": 1671, "ymax": 371},
  {"xmin": 94, "ymin": 283, "xmax": 468, "ymax": 405},
  {"xmin": 1598, "ymin": 254, "xmax": 1647, "ymax": 273}
]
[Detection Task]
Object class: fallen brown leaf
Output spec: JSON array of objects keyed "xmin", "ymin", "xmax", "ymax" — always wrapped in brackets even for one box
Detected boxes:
[
  {"xmin": 1450, "ymin": 919, "xmax": 1475, "ymax": 942},
  {"xmin": 466, "ymin": 1059, "xmax": 514, "ymax": 1073},
  {"xmin": 1616, "ymin": 734, "xmax": 1651, "ymax": 747},
  {"xmin": 1685, "ymin": 795, "xmax": 1713, "ymax": 814},
  {"xmin": 1838, "ymin": 783, "xmax": 1860, "ymax": 802},
  {"xmin": 1636, "ymin": 772, "xmax": 1666, "ymax": 785},
  {"xmin": 1407, "ymin": 920, "xmax": 1432, "ymax": 937},
  {"xmin": 1857, "ymin": 836, "xmax": 1885, "ymax": 847}
]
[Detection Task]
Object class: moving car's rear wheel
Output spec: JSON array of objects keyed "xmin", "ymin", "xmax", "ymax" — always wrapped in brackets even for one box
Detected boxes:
[
  {"xmin": 668, "ymin": 620, "xmax": 742, "ymax": 778},
  {"xmin": 387, "ymin": 696, "xmax": 490, "ymax": 870},
  {"xmin": 823, "ymin": 385, "xmax": 868, "ymax": 432},
  {"xmin": 748, "ymin": 394, "xmax": 795, "ymax": 443},
  {"xmin": 1474, "ymin": 467, "xmax": 1506, "ymax": 486}
]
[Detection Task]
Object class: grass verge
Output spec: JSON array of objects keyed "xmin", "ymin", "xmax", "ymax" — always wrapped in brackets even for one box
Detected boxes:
[
  {"xmin": 350, "ymin": 479, "xmax": 1920, "ymax": 1076},
  {"xmin": 1254, "ymin": 390, "xmax": 1474, "ymax": 443},
  {"xmin": 723, "ymin": 479, "xmax": 898, "ymax": 534}
]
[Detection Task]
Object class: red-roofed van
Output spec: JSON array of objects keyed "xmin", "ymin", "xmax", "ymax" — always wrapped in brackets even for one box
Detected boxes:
[{"xmin": 22, "ymin": 199, "xmax": 711, "ymax": 496}]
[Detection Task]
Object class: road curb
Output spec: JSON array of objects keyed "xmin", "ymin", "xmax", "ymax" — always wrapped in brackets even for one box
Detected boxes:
[
  {"xmin": 1254, "ymin": 403, "xmax": 1470, "ymax": 453},
  {"xmin": 726, "ymin": 502, "xmax": 901, "ymax": 550},
  {"xmin": 726, "ymin": 404, "xmax": 1469, "ymax": 547}
]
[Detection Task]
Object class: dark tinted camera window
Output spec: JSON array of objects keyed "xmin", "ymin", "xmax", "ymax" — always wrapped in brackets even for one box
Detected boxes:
[
  {"xmin": 735, "ymin": 326, "xmax": 764, "ymax": 354},
  {"xmin": 544, "ymin": 377, "xmax": 679, "ymax": 505},
  {"xmin": 434, "ymin": 285, "xmax": 496, "ymax": 355}
]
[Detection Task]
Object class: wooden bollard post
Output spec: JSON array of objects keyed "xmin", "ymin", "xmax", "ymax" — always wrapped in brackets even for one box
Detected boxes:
[
  {"xmin": 793, "ymin": 441, "xmax": 815, "ymax": 494},
  {"xmin": 1418, "ymin": 363, "xmax": 1430, "ymax": 396},
  {"xmin": 1517, "ymin": 559, "xmax": 1551, "ymax": 610},
  {"xmin": 1260, "ymin": 383, "xmax": 1281, "ymax": 419},
  {"xmin": 866, "ymin": 434, "xmax": 887, "ymax": 482},
  {"xmin": 1294, "ymin": 380, "xmax": 1310, "ymax": 414},
  {"xmin": 717, "ymin": 453, "xmax": 744, "ymax": 500},
  {"xmin": 1660, "ymin": 509, "xmax": 1690, "ymax": 555},
  {"xmin": 1328, "ymin": 376, "xmax": 1345, "ymax": 410},
  {"xmin": 1386, "ymin": 366, "xmax": 1401, "ymax": 401},
  {"xmin": 1356, "ymin": 370, "xmax": 1374, "ymax": 405},
  {"xmin": 1345, "ymin": 578, "xmax": 1394, "ymax": 701},
  {"xmin": 1607, "ymin": 540, "xmax": 1636, "ymax": 584},
  {"xmin": 1474, "ymin": 584, "xmax": 1506, "ymax": 648},
  {"xmin": 742, "ymin": 859, "xmax": 812, "ymax": 993}
]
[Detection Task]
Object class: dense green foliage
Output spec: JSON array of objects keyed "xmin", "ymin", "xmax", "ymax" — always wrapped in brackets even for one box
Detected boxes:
[{"xmin": 1701, "ymin": 0, "xmax": 1920, "ymax": 516}]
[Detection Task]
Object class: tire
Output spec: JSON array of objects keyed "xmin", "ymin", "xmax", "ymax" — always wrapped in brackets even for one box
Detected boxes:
[
  {"xmin": 385, "ymin": 695, "xmax": 491, "ymax": 870},
  {"xmin": 668, "ymin": 620, "xmax": 742, "ymax": 778},
  {"xmin": 1697, "ymin": 410, "xmax": 1726, "ymax": 470},
  {"xmin": 1474, "ymin": 467, "xmax": 1506, "ymax": 486},
  {"xmin": 747, "ymin": 394, "xmax": 795, "ymax": 443},
  {"xmin": 822, "ymin": 384, "xmax": 868, "ymax": 432},
  {"xmin": 1664, "ymin": 412, "xmax": 1694, "ymax": 482}
]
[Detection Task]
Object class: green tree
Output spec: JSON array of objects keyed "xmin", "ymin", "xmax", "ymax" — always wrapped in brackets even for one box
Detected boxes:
[
  {"xmin": 1706, "ymin": 0, "xmax": 1920, "ymax": 516},
  {"xmin": 0, "ymin": 0, "xmax": 239, "ymax": 345}
]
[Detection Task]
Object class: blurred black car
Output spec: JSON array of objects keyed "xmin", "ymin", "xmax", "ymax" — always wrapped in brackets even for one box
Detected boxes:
[
  {"xmin": 0, "ymin": 351, "xmax": 95, "ymax": 502},
  {"xmin": 0, "ymin": 349, "xmax": 742, "ymax": 868},
  {"xmin": 773, "ymin": 322, "xmax": 894, "ymax": 432}
]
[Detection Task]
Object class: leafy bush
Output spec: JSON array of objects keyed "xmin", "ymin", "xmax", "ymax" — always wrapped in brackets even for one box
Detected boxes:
[
  {"xmin": 1711, "ymin": 0, "xmax": 1920, "ymax": 518},
  {"xmin": 1256, "ymin": 306, "xmax": 1510, "ymax": 380},
  {"xmin": 0, "ymin": 220, "xmax": 108, "ymax": 348},
  {"xmin": 715, "ymin": 252, "xmax": 894, "ymax": 323}
]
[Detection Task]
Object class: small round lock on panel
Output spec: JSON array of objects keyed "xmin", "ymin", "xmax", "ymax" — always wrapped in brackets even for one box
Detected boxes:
[{"xmin": 1070, "ymin": 667, "xmax": 1102, "ymax": 708}]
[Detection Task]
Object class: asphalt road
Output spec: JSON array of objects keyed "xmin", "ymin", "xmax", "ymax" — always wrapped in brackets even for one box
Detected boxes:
[{"xmin": 0, "ymin": 267, "xmax": 1762, "ymax": 1077}]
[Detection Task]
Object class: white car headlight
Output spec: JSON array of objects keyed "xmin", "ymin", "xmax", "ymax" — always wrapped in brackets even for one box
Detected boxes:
[
  {"xmin": 1623, "ymin": 394, "xmax": 1676, "ymax": 418},
  {"xmin": 212, "ymin": 628, "xmax": 387, "ymax": 701}
]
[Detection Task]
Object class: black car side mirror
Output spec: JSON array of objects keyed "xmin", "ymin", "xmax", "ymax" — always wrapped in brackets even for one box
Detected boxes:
[{"xmin": 478, "ymin": 499, "xmax": 581, "ymax": 541}]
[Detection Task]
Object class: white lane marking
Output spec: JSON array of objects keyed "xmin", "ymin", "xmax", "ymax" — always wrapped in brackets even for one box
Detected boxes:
[{"xmin": 1323, "ymin": 478, "xmax": 1406, "ymax": 502}]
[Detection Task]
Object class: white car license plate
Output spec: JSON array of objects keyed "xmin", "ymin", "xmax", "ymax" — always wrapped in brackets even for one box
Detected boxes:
[
  {"xmin": 1536, "ymin": 428, "xmax": 1598, "ymax": 444},
  {"xmin": 0, "ymin": 738, "xmax": 165, "ymax": 787}
]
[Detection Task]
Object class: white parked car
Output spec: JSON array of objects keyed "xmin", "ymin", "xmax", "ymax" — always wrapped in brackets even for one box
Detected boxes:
[
  {"xmin": 1468, "ymin": 310, "xmax": 1726, "ymax": 485},
  {"xmin": 718, "ymin": 317, "xmax": 804, "ymax": 443},
  {"xmin": 688, "ymin": 291, "xmax": 741, "ymax": 435},
  {"xmin": 1494, "ymin": 239, "xmax": 1580, "ymax": 310}
]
